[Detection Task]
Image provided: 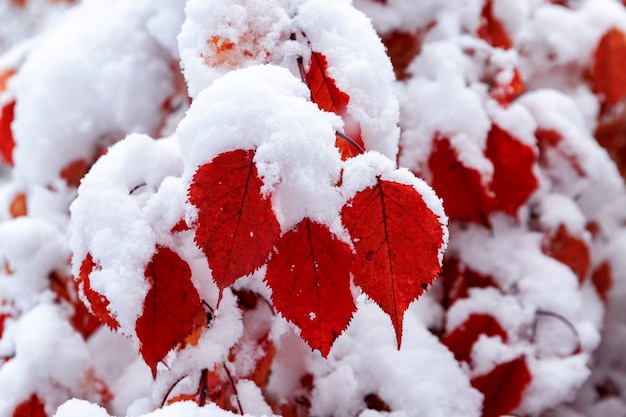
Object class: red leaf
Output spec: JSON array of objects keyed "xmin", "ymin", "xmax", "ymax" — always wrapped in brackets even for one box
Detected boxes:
[
  {"xmin": 442, "ymin": 314, "xmax": 508, "ymax": 363},
  {"xmin": 136, "ymin": 245, "xmax": 203, "ymax": 377},
  {"xmin": 305, "ymin": 52, "xmax": 364, "ymax": 159},
  {"xmin": 477, "ymin": 0, "xmax": 512, "ymax": 49},
  {"xmin": 0, "ymin": 314, "xmax": 8, "ymax": 340},
  {"xmin": 591, "ymin": 27, "xmax": 626, "ymax": 107},
  {"xmin": 79, "ymin": 254, "xmax": 119, "ymax": 331},
  {"xmin": 541, "ymin": 224, "xmax": 591, "ymax": 285},
  {"xmin": 441, "ymin": 258, "xmax": 497, "ymax": 308},
  {"xmin": 428, "ymin": 136, "xmax": 495, "ymax": 224},
  {"xmin": 592, "ymin": 261, "xmax": 613, "ymax": 302},
  {"xmin": 342, "ymin": 178, "xmax": 445, "ymax": 347},
  {"xmin": 381, "ymin": 30, "xmax": 423, "ymax": 81},
  {"xmin": 471, "ymin": 356, "xmax": 532, "ymax": 417},
  {"xmin": 535, "ymin": 128, "xmax": 586, "ymax": 178},
  {"xmin": 13, "ymin": 395, "xmax": 47, "ymax": 417},
  {"xmin": 171, "ymin": 219, "xmax": 190, "ymax": 233},
  {"xmin": 49, "ymin": 270, "xmax": 100, "ymax": 338},
  {"xmin": 188, "ymin": 149, "xmax": 281, "ymax": 296},
  {"xmin": 0, "ymin": 100, "xmax": 16, "ymax": 166},
  {"xmin": 490, "ymin": 68, "xmax": 525, "ymax": 106},
  {"xmin": 60, "ymin": 159, "xmax": 89, "ymax": 188},
  {"xmin": 486, "ymin": 124, "xmax": 538, "ymax": 215},
  {"xmin": 265, "ymin": 219, "xmax": 355, "ymax": 357}
]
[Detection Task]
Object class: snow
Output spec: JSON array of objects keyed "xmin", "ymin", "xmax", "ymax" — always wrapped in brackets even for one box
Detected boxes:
[
  {"xmin": 179, "ymin": 0, "xmax": 399, "ymax": 159},
  {"xmin": 2, "ymin": 0, "xmax": 626, "ymax": 416},
  {"xmin": 69, "ymin": 134, "xmax": 185, "ymax": 336},
  {"xmin": 311, "ymin": 299, "xmax": 483, "ymax": 417},
  {"xmin": 12, "ymin": 0, "xmax": 178, "ymax": 190}
]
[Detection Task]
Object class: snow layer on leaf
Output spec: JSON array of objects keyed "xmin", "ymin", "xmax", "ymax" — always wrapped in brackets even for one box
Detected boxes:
[
  {"xmin": 521, "ymin": 355, "xmax": 592, "ymax": 415},
  {"xmin": 310, "ymin": 299, "xmax": 483, "ymax": 417},
  {"xmin": 178, "ymin": 65, "xmax": 346, "ymax": 230},
  {"xmin": 491, "ymin": 0, "xmax": 530, "ymax": 42},
  {"xmin": 448, "ymin": 219, "xmax": 602, "ymax": 412},
  {"xmin": 12, "ymin": 0, "xmax": 177, "ymax": 187},
  {"xmin": 353, "ymin": 0, "xmax": 455, "ymax": 34},
  {"xmin": 178, "ymin": 0, "xmax": 298, "ymax": 97},
  {"xmin": 0, "ymin": 305, "xmax": 95, "ymax": 415},
  {"xmin": 0, "ymin": 0, "xmax": 74, "ymax": 55},
  {"xmin": 179, "ymin": 0, "xmax": 399, "ymax": 159},
  {"xmin": 0, "ymin": 217, "xmax": 68, "ymax": 310},
  {"xmin": 69, "ymin": 134, "xmax": 184, "ymax": 336},
  {"xmin": 520, "ymin": 90, "xmax": 626, "ymax": 229},
  {"xmin": 518, "ymin": 0, "xmax": 626, "ymax": 90},
  {"xmin": 399, "ymin": 42, "xmax": 492, "ymax": 178},
  {"xmin": 537, "ymin": 194, "xmax": 587, "ymax": 235},
  {"xmin": 295, "ymin": 0, "xmax": 400, "ymax": 159}
]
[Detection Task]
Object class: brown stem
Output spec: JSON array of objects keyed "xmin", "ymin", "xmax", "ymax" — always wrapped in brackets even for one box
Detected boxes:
[{"xmin": 224, "ymin": 363, "xmax": 243, "ymax": 414}]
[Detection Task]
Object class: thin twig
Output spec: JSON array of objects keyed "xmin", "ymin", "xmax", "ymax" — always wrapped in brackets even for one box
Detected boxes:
[{"xmin": 223, "ymin": 363, "xmax": 243, "ymax": 414}]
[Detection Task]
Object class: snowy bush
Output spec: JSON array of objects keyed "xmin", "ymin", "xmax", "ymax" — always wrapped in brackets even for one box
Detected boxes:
[{"xmin": 1, "ymin": 1, "xmax": 626, "ymax": 417}]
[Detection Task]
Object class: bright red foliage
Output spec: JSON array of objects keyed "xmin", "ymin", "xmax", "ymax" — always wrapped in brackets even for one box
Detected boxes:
[
  {"xmin": 0, "ymin": 100, "xmax": 16, "ymax": 166},
  {"xmin": 265, "ymin": 219, "xmax": 355, "ymax": 357},
  {"xmin": 79, "ymin": 254, "xmax": 119, "ymax": 331},
  {"xmin": 12, "ymin": 395, "xmax": 47, "ymax": 417},
  {"xmin": 490, "ymin": 68, "xmax": 525, "ymax": 106},
  {"xmin": 486, "ymin": 124, "xmax": 538, "ymax": 216},
  {"xmin": 305, "ymin": 51, "xmax": 364, "ymax": 159},
  {"xmin": 471, "ymin": 356, "xmax": 532, "ymax": 417},
  {"xmin": 188, "ymin": 149, "xmax": 281, "ymax": 296},
  {"xmin": 136, "ymin": 245, "xmax": 203, "ymax": 377},
  {"xmin": 443, "ymin": 314, "xmax": 508, "ymax": 363},
  {"xmin": 477, "ymin": 0, "xmax": 512, "ymax": 49},
  {"xmin": 440, "ymin": 258, "xmax": 497, "ymax": 307},
  {"xmin": 591, "ymin": 27, "xmax": 626, "ymax": 107},
  {"xmin": 342, "ymin": 178, "xmax": 445, "ymax": 347},
  {"xmin": 428, "ymin": 137, "xmax": 495, "ymax": 224},
  {"xmin": 541, "ymin": 225, "xmax": 591, "ymax": 285}
]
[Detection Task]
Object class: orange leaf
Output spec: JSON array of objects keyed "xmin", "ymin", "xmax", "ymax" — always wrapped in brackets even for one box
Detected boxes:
[
  {"xmin": 0, "ymin": 100, "xmax": 16, "ymax": 166},
  {"xmin": 305, "ymin": 52, "xmax": 364, "ymax": 159},
  {"xmin": 342, "ymin": 178, "xmax": 445, "ymax": 347},
  {"xmin": 136, "ymin": 245, "xmax": 204, "ymax": 378},
  {"xmin": 486, "ymin": 124, "xmax": 538, "ymax": 216},
  {"xmin": 13, "ymin": 395, "xmax": 47, "ymax": 417},
  {"xmin": 428, "ymin": 136, "xmax": 495, "ymax": 224},
  {"xmin": 79, "ymin": 254, "xmax": 119, "ymax": 331},
  {"xmin": 0, "ymin": 69, "xmax": 15, "ymax": 92},
  {"xmin": 188, "ymin": 149, "xmax": 281, "ymax": 297},
  {"xmin": 471, "ymin": 356, "xmax": 532, "ymax": 417},
  {"xmin": 541, "ymin": 224, "xmax": 591, "ymax": 285},
  {"xmin": 442, "ymin": 314, "xmax": 507, "ymax": 363},
  {"xmin": 592, "ymin": 27, "xmax": 626, "ymax": 107},
  {"xmin": 265, "ymin": 219, "xmax": 355, "ymax": 357},
  {"xmin": 477, "ymin": 0, "xmax": 513, "ymax": 49},
  {"xmin": 9, "ymin": 193, "xmax": 27, "ymax": 218}
]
